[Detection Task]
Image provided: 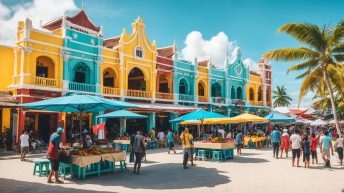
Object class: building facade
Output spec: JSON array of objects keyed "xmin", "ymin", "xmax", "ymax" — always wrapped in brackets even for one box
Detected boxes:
[{"xmin": 0, "ymin": 10, "xmax": 272, "ymax": 143}]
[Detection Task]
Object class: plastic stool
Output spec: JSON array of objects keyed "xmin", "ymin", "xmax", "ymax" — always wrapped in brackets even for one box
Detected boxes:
[
  {"xmin": 33, "ymin": 161, "xmax": 50, "ymax": 177},
  {"xmin": 114, "ymin": 160, "xmax": 128, "ymax": 172},
  {"xmin": 212, "ymin": 151, "xmax": 223, "ymax": 162},
  {"xmin": 59, "ymin": 162, "xmax": 73, "ymax": 180},
  {"xmin": 195, "ymin": 149, "xmax": 206, "ymax": 161}
]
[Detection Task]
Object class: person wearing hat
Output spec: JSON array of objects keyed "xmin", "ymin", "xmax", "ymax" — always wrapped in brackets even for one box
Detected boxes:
[
  {"xmin": 280, "ymin": 129, "xmax": 290, "ymax": 158},
  {"xmin": 47, "ymin": 127, "xmax": 64, "ymax": 184},
  {"xmin": 85, "ymin": 135, "xmax": 92, "ymax": 149}
]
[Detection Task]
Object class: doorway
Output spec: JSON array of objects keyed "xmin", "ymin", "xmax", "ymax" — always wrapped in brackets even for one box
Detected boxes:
[{"xmin": 38, "ymin": 114, "xmax": 51, "ymax": 143}]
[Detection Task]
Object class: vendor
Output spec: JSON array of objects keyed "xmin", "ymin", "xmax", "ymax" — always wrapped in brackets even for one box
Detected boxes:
[{"xmin": 85, "ymin": 135, "xmax": 92, "ymax": 149}]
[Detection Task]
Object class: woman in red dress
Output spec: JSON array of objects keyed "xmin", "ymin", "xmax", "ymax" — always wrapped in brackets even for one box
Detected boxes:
[{"xmin": 280, "ymin": 129, "xmax": 290, "ymax": 158}]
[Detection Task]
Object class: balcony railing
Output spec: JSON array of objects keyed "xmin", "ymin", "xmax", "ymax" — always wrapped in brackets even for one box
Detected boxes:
[
  {"xmin": 69, "ymin": 82, "xmax": 96, "ymax": 92},
  {"xmin": 212, "ymin": 97, "xmax": 226, "ymax": 104},
  {"xmin": 33, "ymin": 77, "xmax": 57, "ymax": 87},
  {"xmin": 198, "ymin": 96, "xmax": 208, "ymax": 102},
  {"xmin": 126, "ymin": 89, "xmax": 151, "ymax": 98},
  {"xmin": 102, "ymin": 86, "xmax": 120, "ymax": 96},
  {"xmin": 249, "ymin": 100, "xmax": 264, "ymax": 106},
  {"xmin": 179, "ymin": 94, "xmax": 194, "ymax": 101},
  {"xmin": 156, "ymin": 92, "xmax": 174, "ymax": 100}
]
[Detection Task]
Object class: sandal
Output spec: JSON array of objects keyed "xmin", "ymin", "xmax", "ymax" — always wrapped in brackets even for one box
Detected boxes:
[
  {"xmin": 47, "ymin": 180, "xmax": 54, "ymax": 183},
  {"xmin": 55, "ymin": 180, "xmax": 64, "ymax": 184}
]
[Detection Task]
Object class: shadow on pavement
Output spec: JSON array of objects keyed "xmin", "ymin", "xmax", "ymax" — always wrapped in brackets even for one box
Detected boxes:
[
  {"xmin": 228, "ymin": 156, "xmax": 269, "ymax": 164},
  {"xmin": 0, "ymin": 178, "xmax": 114, "ymax": 193},
  {"xmin": 75, "ymin": 163, "xmax": 231, "ymax": 190}
]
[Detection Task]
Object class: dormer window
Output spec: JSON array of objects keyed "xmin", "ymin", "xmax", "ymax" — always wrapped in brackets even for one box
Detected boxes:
[{"xmin": 135, "ymin": 47, "xmax": 143, "ymax": 58}]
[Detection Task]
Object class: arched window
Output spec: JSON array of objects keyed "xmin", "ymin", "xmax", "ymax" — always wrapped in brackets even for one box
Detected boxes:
[
  {"xmin": 249, "ymin": 88, "xmax": 254, "ymax": 101},
  {"xmin": 36, "ymin": 56, "xmax": 55, "ymax": 78},
  {"xmin": 198, "ymin": 81, "xmax": 205, "ymax": 96},
  {"xmin": 74, "ymin": 63, "xmax": 89, "ymax": 84},
  {"xmin": 231, "ymin": 86, "xmax": 236, "ymax": 99},
  {"xmin": 179, "ymin": 79, "xmax": 188, "ymax": 94},
  {"xmin": 128, "ymin": 67, "xmax": 145, "ymax": 91},
  {"xmin": 103, "ymin": 68, "xmax": 115, "ymax": 87},
  {"xmin": 237, "ymin": 87, "xmax": 242, "ymax": 99},
  {"xmin": 211, "ymin": 83, "xmax": 222, "ymax": 97}
]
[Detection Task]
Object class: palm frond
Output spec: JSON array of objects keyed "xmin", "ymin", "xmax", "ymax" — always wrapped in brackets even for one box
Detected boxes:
[
  {"xmin": 278, "ymin": 23, "xmax": 327, "ymax": 52},
  {"xmin": 287, "ymin": 59, "xmax": 319, "ymax": 73},
  {"xmin": 263, "ymin": 48, "xmax": 318, "ymax": 61}
]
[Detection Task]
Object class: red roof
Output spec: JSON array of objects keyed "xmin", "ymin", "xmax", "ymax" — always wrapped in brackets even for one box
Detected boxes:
[
  {"xmin": 42, "ymin": 10, "xmax": 100, "ymax": 32},
  {"xmin": 250, "ymin": 71, "xmax": 260, "ymax": 76},
  {"xmin": 157, "ymin": 46, "xmax": 174, "ymax": 59},
  {"xmin": 198, "ymin": 60, "xmax": 209, "ymax": 67},
  {"xmin": 103, "ymin": 37, "xmax": 120, "ymax": 48}
]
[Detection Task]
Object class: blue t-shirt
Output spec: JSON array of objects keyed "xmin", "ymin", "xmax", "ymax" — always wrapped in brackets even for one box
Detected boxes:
[
  {"xmin": 167, "ymin": 132, "xmax": 174, "ymax": 143},
  {"xmin": 236, "ymin": 133, "xmax": 242, "ymax": 144},
  {"xmin": 271, "ymin": 130, "xmax": 281, "ymax": 143},
  {"xmin": 321, "ymin": 136, "xmax": 332, "ymax": 150},
  {"xmin": 50, "ymin": 133, "xmax": 61, "ymax": 148}
]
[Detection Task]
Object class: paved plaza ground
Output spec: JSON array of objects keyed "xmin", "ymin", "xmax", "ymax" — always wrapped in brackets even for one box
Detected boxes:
[{"xmin": 0, "ymin": 147, "xmax": 343, "ymax": 193}]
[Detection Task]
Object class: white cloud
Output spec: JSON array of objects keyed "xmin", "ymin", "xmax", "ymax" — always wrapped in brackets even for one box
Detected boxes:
[
  {"xmin": 243, "ymin": 58, "xmax": 258, "ymax": 70},
  {"xmin": 0, "ymin": 0, "xmax": 78, "ymax": 45},
  {"xmin": 181, "ymin": 31, "xmax": 258, "ymax": 70}
]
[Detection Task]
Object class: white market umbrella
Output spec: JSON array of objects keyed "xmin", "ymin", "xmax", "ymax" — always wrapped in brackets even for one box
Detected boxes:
[
  {"xmin": 310, "ymin": 119, "xmax": 328, "ymax": 126},
  {"xmin": 273, "ymin": 107, "xmax": 290, "ymax": 115}
]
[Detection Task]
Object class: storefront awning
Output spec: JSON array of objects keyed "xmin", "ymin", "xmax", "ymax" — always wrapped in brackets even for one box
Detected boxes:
[
  {"xmin": 0, "ymin": 91, "xmax": 18, "ymax": 107},
  {"xmin": 128, "ymin": 102, "xmax": 199, "ymax": 113}
]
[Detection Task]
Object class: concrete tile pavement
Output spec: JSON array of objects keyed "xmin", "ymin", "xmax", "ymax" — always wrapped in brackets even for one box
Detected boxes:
[{"xmin": 0, "ymin": 146, "xmax": 343, "ymax": 193}]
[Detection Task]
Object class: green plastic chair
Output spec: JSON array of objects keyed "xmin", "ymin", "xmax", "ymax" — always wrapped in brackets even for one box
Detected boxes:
[
  {"xmin": 212, "ymin": 151, "xmax": 223, "ymax": 162},
  {"xmin": 59, "ymin": 162, "xmax": 73, "ymax": 180},
  {"xmin": 195, "ymin": 149, "xmax": 206, "ymax": 161},
  {"xmin": 33, "ymin": 161, "xmax": 50, "ymax": 177}
]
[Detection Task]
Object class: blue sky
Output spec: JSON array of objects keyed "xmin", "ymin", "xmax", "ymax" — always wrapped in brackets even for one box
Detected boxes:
[{"xmin": 1, "ymin": 0, "xmax": 343, "ymax": 107}]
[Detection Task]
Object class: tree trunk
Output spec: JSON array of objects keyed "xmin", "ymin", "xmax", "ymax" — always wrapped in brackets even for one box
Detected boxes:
[{"xmin": 323, "ymin": 69, "xmax": 341, "ymax": 137}]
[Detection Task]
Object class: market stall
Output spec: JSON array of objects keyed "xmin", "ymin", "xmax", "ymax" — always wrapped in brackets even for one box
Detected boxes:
[
  {"xmin": 69, "ymin": 147, "xmax": 126, "ymax": 180},
  {"xmin": 194, "ymin": 138, "xmax": 235, "ymax": 161}
]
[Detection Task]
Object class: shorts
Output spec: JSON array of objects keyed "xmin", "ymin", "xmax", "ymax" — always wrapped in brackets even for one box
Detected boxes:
[
  {"xmin": 303, "ymin": 153, "xmax": 310, "ymax": 162},
  {"xmin": 236, "ymin": 143, "xmax": 242, "ymax": 148},
  {"xmin": 292, "ymin": 149, "xmax": 301, "ymax": 159},
  {"xmin": 322, "ymin": 149, "xmax": 330, "ymax": 158},
  {"xmin": 336, "ymin": 147, "xmax": 343, "ymax": 160},
  {"xmin": 168, "ymin": 142, "xmax": 174, "ymax": 149},
  {"xmin": 311, "ymin": 150, "xmax": 317, "ymax": 159},
  {"xmin": 49, "ymin": 159, "xmax": 60, "ymax": 171},
  {"xmin": 21, "ymin": 146, "xmax": 29, "ymax": 153},
  {"xmin": 134, "ymin": 152, "xmax": 143, "ymax": 164},
  {"xmin": 184, "ymin": 148, "xmax": 194, "ymax": 155}
]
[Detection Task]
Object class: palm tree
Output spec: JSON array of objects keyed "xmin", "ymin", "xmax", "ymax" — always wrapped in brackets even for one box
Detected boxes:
[
  {"xmin": 264, "ymin": 22, "xmax": 344, "ymax": 136},
  {"xmin": 272, "ymin": 86, "xmax": 292, "ymax": 108}
]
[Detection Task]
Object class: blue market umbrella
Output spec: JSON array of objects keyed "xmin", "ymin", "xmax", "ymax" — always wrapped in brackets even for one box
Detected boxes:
[
  {"xmin": 98, "ymin": 110, "xmax": 148, "ymax": 119},
  {"xmin": 264, "ymin": 112, "xmax": 295, "ymax": 123},
  {"xmin": 170, "ymin": 109, "xmax": 227, "ymax": 122},
  {"xmin": 21, "ymin": 94, "xmax": 137, "ymax": 139}
]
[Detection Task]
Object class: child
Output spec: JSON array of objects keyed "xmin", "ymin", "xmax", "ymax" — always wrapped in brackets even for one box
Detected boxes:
[
  {"xmin": 334, "ymin": 134, "xmax": 343, "ymax": 166},
  {"xmin": 310, "ymin": 133, "xmax": 318, "ymax": 164},
  {"xmin": 302, "ymin": 135, "xmax": 311, "ymax": 168}
]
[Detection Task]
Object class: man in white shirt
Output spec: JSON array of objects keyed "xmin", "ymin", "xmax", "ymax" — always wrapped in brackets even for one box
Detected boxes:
[
  {"xmin": 157, "ymin": 130, "xmax": 165, "ymax": 148},
  {"xmin": 218, "ymin": 127, "xmax": 225, "ymax": 138},
  {"xmin": 19, "ymin": 130, "xmax": 30, "ymax": 161},
  {"xmin": 289, "ymin": 129, "xmax": 302, "ymax": 167}
]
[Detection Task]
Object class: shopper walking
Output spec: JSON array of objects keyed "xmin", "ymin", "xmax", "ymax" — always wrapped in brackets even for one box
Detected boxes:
[
  {"xmin": 180, "ymin": 128, "xmax": 194, "ymax": 169},
  {"xmin": 310, "ymin": 132, "xmax": 318, "ymax": 164},
  {"xmin": 271, "ymin": 127, "xmax": 281, "ymax": 159},
  {"xmin": 167, "ymin": 129, "xmax": 176, "ymax": 154},
  {"xmin": 133, "ymin": 130, "xmax": 146, "ymax": 175},
  {"xmin": 235, "ymin": 130, "xmax": 243, "ymax": 155},
  {"xmin": 334, "ymin": 134, "xmax": 343, "ymax": 166},
  {"xmin": 280, "ymin": 129, "xmax": 289, "ymax": 158},
  {"xmin": 302, "ymin": 135, "xmax": 311, "ymax": 168},
  {"xmin": 320, "ymin": 130, "xmax": 334, "ymax": 168},
  {"xmin": 19, "ymin": 130, "xmax": 30, "ymax": 161},
  {"xmin": 47, "ymin": 127, "xmax": 64, "ymax": 184},
  {"xmin": 290, "ymin": 129, "xmax": 302, "ymax": 167}
]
